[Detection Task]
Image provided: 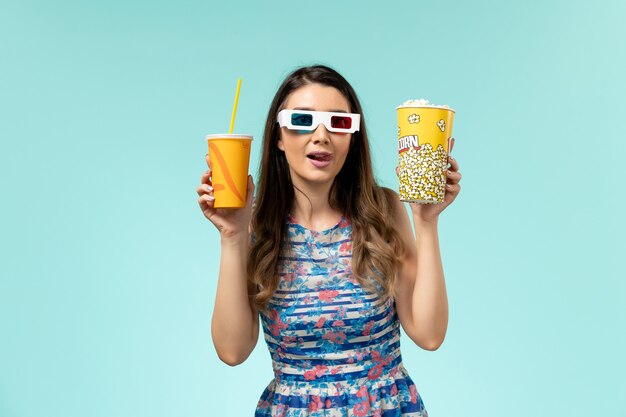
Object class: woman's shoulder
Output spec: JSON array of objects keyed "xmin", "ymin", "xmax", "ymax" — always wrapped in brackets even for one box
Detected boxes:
[
  {"xmin": 378, "ymin": 185, "xmax": 400, "ymax": 199},
  {"xmin": 373, "ymin": 186, "xmax": 410, "ymax": 234},
  {"xmin": 376, "ymin": 186, "xmax": 403, "ymax": 213}
]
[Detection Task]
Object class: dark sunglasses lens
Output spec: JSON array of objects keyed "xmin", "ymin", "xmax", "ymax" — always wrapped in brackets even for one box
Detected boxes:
[
  {"xmin": 330, "ymin": 115, "xmax": 352, "ymax": 130},
  {"xmin": 291, "ymin": 113, "xmax": 313, "ymax": 127}
]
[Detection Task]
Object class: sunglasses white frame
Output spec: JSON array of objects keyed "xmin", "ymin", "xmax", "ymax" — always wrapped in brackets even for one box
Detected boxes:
[{"xmin": 276, "ymin": 109, "xmax": 361, "ymax": 134}]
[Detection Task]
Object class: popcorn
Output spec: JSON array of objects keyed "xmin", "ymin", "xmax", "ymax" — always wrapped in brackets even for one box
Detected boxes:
[
  {"xmin": 398, "ymin": 143, "xmax": 448, "ymax": 203},
  {"xmin": 408, "ymin": 113, "xmax": 420, "ymax": 124},
  {"xmin": 437, "ymin": 119, "xmax": 446, "ymax": 132},
  {"xmin": 400, "ymin": 99, "xmax": 451, "ymax": 110}
]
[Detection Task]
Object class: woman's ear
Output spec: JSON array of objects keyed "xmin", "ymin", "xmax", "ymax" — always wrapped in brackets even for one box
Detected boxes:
[{"xmin": 277, "ymin": 137, "xmax": 285, "ymax": 151}]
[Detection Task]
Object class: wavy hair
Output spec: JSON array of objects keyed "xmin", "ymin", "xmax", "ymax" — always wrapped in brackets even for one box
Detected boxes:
[{"xmin": 247, "ymin": 65, "xmax": 405, "ymax": 311}]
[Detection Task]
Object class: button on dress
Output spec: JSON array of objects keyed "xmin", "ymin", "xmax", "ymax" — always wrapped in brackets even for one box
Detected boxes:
[{"xmin": 255, "ymin": 215, "xmax": 428, "ymax": 417}]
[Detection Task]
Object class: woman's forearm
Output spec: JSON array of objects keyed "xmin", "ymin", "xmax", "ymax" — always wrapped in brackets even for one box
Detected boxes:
[
  {"xmin": 410, "ymin": 219, "xmax": 449, "ymax": 349},
  {"xmin": 211, "ymin": 235, "xmax": 258, "ymax": 365}
]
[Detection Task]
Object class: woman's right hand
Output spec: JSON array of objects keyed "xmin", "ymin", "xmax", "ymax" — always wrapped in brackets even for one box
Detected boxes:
[{"xmin": 197, "ymin": 154, "xmax": 255, "ymax": 241}]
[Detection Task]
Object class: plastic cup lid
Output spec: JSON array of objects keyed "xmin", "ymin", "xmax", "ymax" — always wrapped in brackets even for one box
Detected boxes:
[{"xmin": 205, "ymin": 134, "xmax": 253, "ymax": 141}]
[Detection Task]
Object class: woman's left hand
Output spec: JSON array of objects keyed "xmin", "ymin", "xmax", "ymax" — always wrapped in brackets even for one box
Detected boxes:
[{"xmin": 399, "ymin": 137, "xmax": 462, "ymax": 224}]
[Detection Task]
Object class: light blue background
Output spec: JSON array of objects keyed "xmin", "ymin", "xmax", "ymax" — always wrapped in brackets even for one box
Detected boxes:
[{"xmin": 1, "ymin": 1, "xmax": 624, "ymax": 416}]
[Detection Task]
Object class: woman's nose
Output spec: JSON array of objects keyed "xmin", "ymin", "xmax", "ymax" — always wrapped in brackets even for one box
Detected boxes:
[{"xmin": 311, "ymin": 124, "xmax": 330, "ymax": 144}]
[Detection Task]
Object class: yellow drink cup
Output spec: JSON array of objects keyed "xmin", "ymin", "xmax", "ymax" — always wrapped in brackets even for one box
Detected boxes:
[
  {"xmin": 397, "ymin": 103, "xmax": 455, "ymax": 203},
  {"xmin": 205, "ymin": 134, "xmax": 253, "ymax": 209}
]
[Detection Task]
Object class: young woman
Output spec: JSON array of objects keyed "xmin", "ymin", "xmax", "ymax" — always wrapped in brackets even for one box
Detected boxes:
[{"xmin": 197, "ymin": 65, "xmax": 462, "ymax": 416}]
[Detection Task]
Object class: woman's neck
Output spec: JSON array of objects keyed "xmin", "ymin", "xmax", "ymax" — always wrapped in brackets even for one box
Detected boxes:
[{"xmin": 290, "ymin": 180, "xmax": 342, "ymax": 230}]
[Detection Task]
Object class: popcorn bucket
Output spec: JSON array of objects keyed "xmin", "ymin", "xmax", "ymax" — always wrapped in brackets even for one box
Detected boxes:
[{"xmin": 397, "ymin": 101, "xmax": 455, "ymax": 203}]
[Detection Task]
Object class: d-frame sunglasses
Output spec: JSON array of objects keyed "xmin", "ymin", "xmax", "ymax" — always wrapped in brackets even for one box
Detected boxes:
[{"xmin": 276, "ymin": 109, "xmax": 361, "ymax": 134}]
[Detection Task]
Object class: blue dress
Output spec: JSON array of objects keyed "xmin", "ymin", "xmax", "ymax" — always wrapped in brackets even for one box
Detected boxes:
[{"xmin": 255, "ymin": 215, "xmax": 429, "ymax": 417}]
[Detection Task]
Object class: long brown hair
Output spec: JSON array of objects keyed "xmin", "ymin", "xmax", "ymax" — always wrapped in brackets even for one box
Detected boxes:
[{"xmin": 248, "ymin": 65, "xmax": 405, "ymax": 311}]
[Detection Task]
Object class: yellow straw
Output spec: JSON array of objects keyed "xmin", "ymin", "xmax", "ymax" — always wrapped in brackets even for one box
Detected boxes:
[{"xmin": 229, "ymin": 78, "xmax": 242, "ymax": 134}]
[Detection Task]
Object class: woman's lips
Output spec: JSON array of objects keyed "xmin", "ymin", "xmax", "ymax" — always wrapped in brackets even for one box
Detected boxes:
[
  {"xmin": 308, "ymin": 158, "xmax": 332, "ymax": 168},
  {"xmin": 307, "ymin": 152, "xmax": 333, "ymax": 168}
]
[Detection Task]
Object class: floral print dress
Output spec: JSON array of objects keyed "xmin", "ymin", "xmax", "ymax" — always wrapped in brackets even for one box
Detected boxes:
[{"xmin": 255, "ymin": 215, "xmax": 428, "ymax": 417}]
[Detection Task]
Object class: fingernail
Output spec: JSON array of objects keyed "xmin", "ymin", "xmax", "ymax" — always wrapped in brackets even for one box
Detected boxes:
[
  {"xmin": 206, "ymin": 195, "xmax": 215, "ymax": 201},
  {"xmin": 207, "ymin": 185, "xmax": 213, "ymax": 191}
]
